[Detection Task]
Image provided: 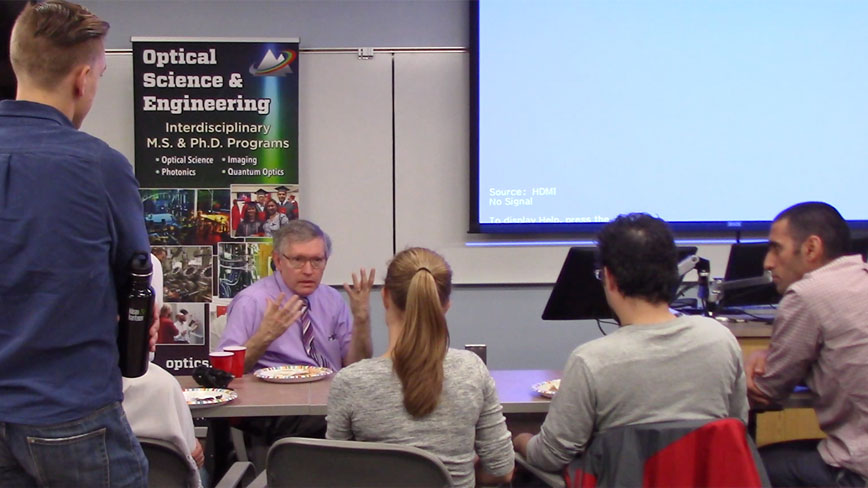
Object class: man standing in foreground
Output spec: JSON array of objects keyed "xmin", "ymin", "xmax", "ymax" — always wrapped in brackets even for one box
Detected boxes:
[
  {"xmin": 0, "ymin": 1, "xmax": 152, "ymax": 486},
  {"xmin": 514, "ymin": 213, "xmax": 747, "ymax": 471},
  {"xmin": 747, "ymin": 202, "xmax": 868, "ymax": 487}
]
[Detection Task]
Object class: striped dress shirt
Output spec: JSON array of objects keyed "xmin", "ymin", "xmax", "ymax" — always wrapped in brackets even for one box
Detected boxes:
[{"xmin": 756, "ymin": 254, "xmax": 868, "ymax": 478}]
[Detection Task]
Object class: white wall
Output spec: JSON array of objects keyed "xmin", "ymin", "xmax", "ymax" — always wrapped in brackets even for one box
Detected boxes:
[{"xmin": 79, "ymin": 1, "xmax": 746, "ymax": 369}]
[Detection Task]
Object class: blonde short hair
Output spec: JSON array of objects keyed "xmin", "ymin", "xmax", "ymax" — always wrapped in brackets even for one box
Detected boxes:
[{"xmin": 10, "ymin": 0, "xmax": 109, "ymax": 88}]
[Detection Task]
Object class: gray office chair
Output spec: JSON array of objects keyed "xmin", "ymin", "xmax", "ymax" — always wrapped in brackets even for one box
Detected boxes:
[
  {"xmin": 248, "ymin": 437, "xmax": 454, "ymax": 488},
  {"xmin": 139, "ymin": 437, "xmax": 256, "ymax": 488},
  {"xmin": 514, "ymin": 452, "xmax": 565, "ymax": 488}
]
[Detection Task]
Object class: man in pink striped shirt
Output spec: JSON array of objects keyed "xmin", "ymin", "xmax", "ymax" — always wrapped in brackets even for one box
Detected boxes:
[{"xmin": 747, "ymin": 202, "xmax": 868, "ymax": 487}]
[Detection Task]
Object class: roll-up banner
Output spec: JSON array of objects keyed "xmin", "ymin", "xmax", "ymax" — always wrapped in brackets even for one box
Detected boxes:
[{"xmin": 132, "ymin": 38, "xmax": 300, "ymax": 374}]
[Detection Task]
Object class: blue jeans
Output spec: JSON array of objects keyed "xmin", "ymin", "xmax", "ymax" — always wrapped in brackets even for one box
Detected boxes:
[
  {"xmin": 760, "ymin": 439, "xmax": 866, "ymax": 487},
  {"xmin": 0, "ymin": 402, "xmax": 147, "ymax": 487}
]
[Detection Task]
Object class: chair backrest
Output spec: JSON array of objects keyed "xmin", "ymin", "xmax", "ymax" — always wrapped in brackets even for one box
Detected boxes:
[
  {"xmin": 566, "ymin": 418, "xmax": 770, "ymax": 488},
  {"xmin": 265, "ymin": 437, "xmax": 454, "ymax": 488},
  {"xmin": 138, "ymin": 437, "xmax": 194, "ymax": 488}
]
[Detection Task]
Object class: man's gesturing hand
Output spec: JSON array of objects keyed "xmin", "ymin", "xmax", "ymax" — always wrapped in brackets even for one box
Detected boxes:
[
  {"xmin": 259, "ymin": 293, "xmax": 304, "ymax": 343},
  {"xmin": 343, "ymin": 268, "xmax": 375, "ymax": 320}
]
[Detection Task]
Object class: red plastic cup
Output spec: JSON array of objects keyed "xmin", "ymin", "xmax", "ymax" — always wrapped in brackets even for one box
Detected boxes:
[
  {"xmin": 223, "ymin": 346, "xmax": 247, "ymax": 378},
  {"xmin": 209, "ymin": 351, "xmax": 233, "ymax": 375}
]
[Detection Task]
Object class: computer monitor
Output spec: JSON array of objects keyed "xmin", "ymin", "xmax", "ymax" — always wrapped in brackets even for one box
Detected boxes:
[
  {"xmin": 542, "ymin": 246, "xmax": 698, "ymax": 321},
  {"xmin": 542, "ymin": 248, "xmax": 610, "ymax": 320},
  {"xmin": 719, "ymin": 242, "xmax": 781, "ymax": 308}
]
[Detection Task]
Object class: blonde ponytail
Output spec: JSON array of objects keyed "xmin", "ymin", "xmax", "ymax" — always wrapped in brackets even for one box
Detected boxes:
[{"xmin": 385, "ymin": 248, "xmax": 452, "ymax": 418}]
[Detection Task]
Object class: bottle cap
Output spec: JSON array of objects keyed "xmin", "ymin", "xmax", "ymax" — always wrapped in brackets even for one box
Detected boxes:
[{"xmin": 130, "ymin": 252, "xmax": 153, "ymax": 278}]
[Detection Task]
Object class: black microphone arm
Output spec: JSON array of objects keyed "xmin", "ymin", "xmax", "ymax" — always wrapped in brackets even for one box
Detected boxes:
[{"xmin": 708, "ymin": 271, "xmax": 774, "ymax": 306}]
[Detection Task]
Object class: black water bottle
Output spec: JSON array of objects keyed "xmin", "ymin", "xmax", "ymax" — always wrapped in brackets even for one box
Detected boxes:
[{"xmin": 118, "ymin": 252, "xmax": 154, "ymax": 378}]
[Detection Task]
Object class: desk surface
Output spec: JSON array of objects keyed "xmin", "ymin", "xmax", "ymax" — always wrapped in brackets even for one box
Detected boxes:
[
  {"xmin": 177, "ymin": 368, "xmax": 810, "ymax": 417},
  {"xmin": 178, "ymin": 374, "xmax": 332, "ymax": 417},
  {"xmin": 177, "ymin": 369, "xmax": 560, "ymax": 418},
  {"xmin": 719, "ymin": 320, "xmax": 773, "ymax": 338}
]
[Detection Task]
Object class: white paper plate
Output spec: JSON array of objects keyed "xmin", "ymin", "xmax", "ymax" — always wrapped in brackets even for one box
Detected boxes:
[
  {"xmin": 531, "ymin": 379, "xmax": 561, "ymax": 399},
  {"xmin": 254, "ymin": 365, "xmax": 333, "ymax": 384},
  {"xmin": 183, "ymin": 388, "xmax": 237, "ymax": 408}
]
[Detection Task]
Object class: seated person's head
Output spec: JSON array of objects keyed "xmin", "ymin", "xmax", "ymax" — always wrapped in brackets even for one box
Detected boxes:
[
  {"xmin": 10, "ymin": 0, "xmax": 109, "ymax": 127},
  {"xmin": 383, "ymin": 247, "xmax": 452, "ymax": 418},
  {"xmin": 271, "ymin": 220, "xmax": 332, "ymax": 297},
  {"xmin": 159, "ymin": 304, "xmax": 171, "ymax": 318},
  {"xmin": 597, "ymin": 213, "xmax": 678, "ymax": 306},
  {"xmin": 384, "ymin": 247, "xmax": 452, "ymax": 315},
  {"xmin": 766, "ymin": 202, "xmax": 850, "ymax": 293}
]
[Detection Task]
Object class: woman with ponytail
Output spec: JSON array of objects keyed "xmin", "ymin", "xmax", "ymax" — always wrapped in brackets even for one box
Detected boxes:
[{"xmin": 326, "ymin": 248, "xmax": 514, "ymax": 487}]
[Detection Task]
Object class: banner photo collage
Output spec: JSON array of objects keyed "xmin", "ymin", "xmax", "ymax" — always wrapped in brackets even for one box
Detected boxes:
[{"xmin": 133, "ymin": 38, "xmax": 299, "ymax": 374}]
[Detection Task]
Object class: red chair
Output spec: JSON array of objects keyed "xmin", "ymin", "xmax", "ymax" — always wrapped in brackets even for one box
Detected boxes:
[{"xmin": 564, "ymin": 418, "xmax": 769, "ymax": 488}]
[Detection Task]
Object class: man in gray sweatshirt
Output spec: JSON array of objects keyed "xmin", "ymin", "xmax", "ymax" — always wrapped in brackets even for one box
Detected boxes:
[{"xmin": 514, "ymin": 213, "xmax": 748, "ymax": 471}]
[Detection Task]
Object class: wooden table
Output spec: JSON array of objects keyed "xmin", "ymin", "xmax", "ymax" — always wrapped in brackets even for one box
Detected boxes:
[
  {"xmin": 490, "ymin": 369, "xmax": 559, "ymax": 413},
  {"xmin": 176, "ymin": 370, "xmax": 561, "ymax": 418},
  {"xmin": 179, "ymin": 370, "xmax": 561, "ymax": 478},
  {"xmin": 177, "ymin": 367, "xmax": 809, "ymax": 418},
  {"xmin": 718, "ymin": 320, "xmax": 773, "ymax": 338},
  {"xmin": 177, "ymin": 374, "xmax": 333, "ymax": 417}
]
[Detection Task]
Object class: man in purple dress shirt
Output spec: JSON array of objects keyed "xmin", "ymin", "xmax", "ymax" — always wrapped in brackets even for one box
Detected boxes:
[
  {"xmin": 747, "ymin": 202, "xmax": 868, "ymax": 487},
  {"xmin": 218, "ymin": 219, "xmax": 374, "ymax": 442},
  {"xmin": 219, "ymin": 219, "xmax": 374, "ymax": 372}
]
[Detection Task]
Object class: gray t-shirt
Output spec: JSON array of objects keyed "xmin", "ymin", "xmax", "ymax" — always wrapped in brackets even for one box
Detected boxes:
[
  {"xmin": 526, "ymin": 314, "xmax": 749, "ymax": 471},
  {"xmin": 326, "ymin": 348, "xmax": 515, "ymax": 488}
]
